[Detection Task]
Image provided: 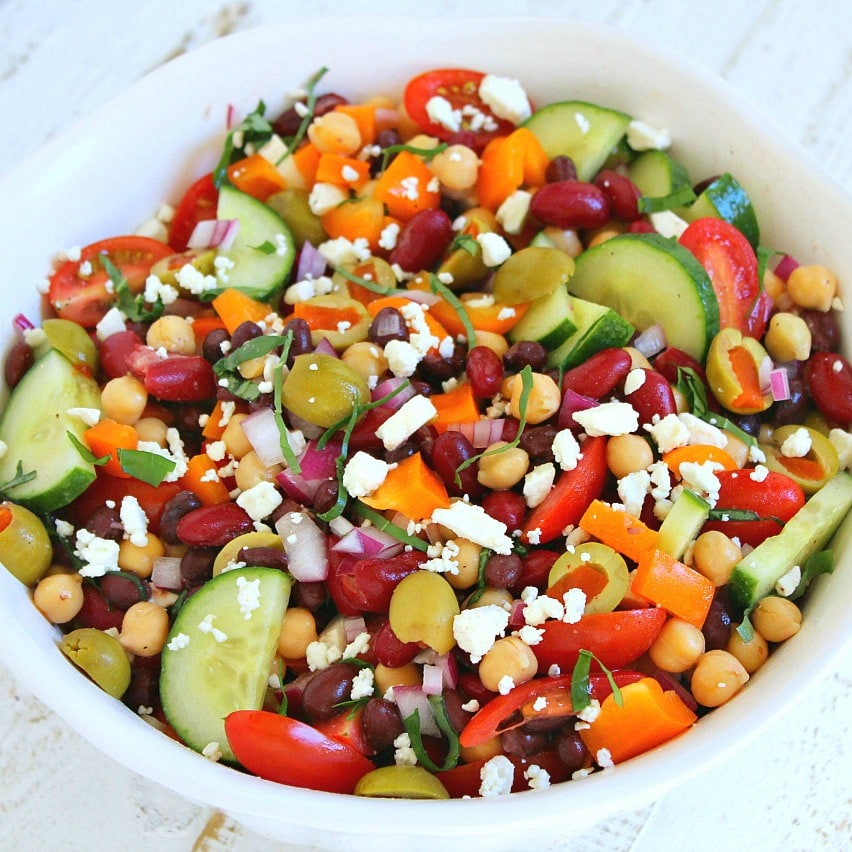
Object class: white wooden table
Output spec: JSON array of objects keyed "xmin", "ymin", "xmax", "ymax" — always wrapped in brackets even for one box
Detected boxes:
[{"xmin": 1, "ymin": 1, "xmax": 851, "ymax": 849}]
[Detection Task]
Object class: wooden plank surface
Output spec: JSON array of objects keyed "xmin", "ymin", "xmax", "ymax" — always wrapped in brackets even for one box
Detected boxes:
[{"xmin": 0, "ymin": 1, "xmax": 850, "ymax": 849}]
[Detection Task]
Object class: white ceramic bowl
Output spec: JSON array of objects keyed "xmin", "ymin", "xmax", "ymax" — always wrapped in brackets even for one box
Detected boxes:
[{"xmin": 0, "ymin": 16, "xmax": 849, "ymax": 852}]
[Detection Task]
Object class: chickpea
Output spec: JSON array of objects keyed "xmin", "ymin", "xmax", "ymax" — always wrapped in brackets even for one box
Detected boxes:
[
  {"xmin": 234, "ymin": 450, "xmax": 281, "ymax": 492},
  {"xmin": 763, "ymin": 267, "xmax": 793, "ymax": 311},
  {"xmin": 373, "ymin": 662, "xmax": 421, "ymax": 695},
  {"xmin": 445, "ymin": 538, "xmax": 481, "ymax": 590},
  {"xmin": 751, "ymin": 596, "xmax": 802, "ymax": 643},
  {"xmin": 33, "ymin": 573, "xmax": 84, "ymax": 623},
  {"xmin": 721, "ymin": 430, "xmax": 750, "ymax": 468},
  {"xmin": 307, "ymin": 110, "xmax": 362, "ymax": 156},
  {"xmin": 606, "ymin": 434, "xmax": 654, "ymax": 479},
  {"xmin": 238, "ymin": 355, "xmax": 266, "ymax": 380},
  {"xmin": 134, "ymin": 416, "xmax": 168, "ymax": 446},
  {"xmin": 465, "ymin": 588, "xmax": 514, "ymax": 610},
  {"xmin": 477, "ymin": 441, "xmax": 530, "ymax": 489},
  {"xmin": 100, "ymin": 375, "xmax": 148, "ymax": 425},
  {"xmin": 119, "ymin": 601, "xmax": 170, "ymax": 657},
  {"xmin": 623, "ymin": 346, "xmax": 652, "ymax": 370},
  {"xmin": 671, "ymin": 385, "xmax": 690, "ymax": 414},
  {"xmin": 146, "ymin": 315, "xmax": 196, "ymax": 355},
  {"xmin": 587, "ymin": 226, "xmax": 623, "ymax": 248},
  {"xmin": 278, "ymin": 607, "xmax": 318, "ymax": 659},
  {"xmin": 118, "ymin": 534, "xmax": 165, "ymax": 578},
  {"xmin": 764, "ymin": 312, "xmax": 812, "ymax": 362},
  {"xmin": 542, "ymin": 226, "xmax": 583, "ymax": 257},
  {"xmin": 509, "ymin": 371, "xmax": 561, "ymax": 424},
  {"xmin": 341, "ymin": 341, "xmax": 388, "ymax": 383},
  {"xmin": 406, "ymin": 133, "xmax": 442, "ymax": 152},
  {"xmin": 786, "ymin": 264, "xmax": 837, "ymax": 312},
  {"xmin": 430, "ymin": 144, "xmax": 480, "ymax": 191},
  {"xmin": 648, "ymin": 617, "xmax": 705, "ymax": 673},
  {"xmin": 478, "ymin": 636, "xmax": 538, "ymax": 693},
  {"xmin": 692, "ymin": 530, "xmax": 742, "ymax": 587},
  {"xmin": 472, "ymin": 330, "xmax": 509, "ymax": 357},
  {"xmin": 460, "ymin": 736, "xmax": 504, "ymax": 764},
  {"xmin": 690, "ymin": 650, "xmax": 749, "ymax": 707},
  {"xmin": 726, "ymin": 625, "xmax": 769, "ymax": 674},
  {"xmin": 222, "ymin": 412, "xmax": 253, "ymax": 460}
]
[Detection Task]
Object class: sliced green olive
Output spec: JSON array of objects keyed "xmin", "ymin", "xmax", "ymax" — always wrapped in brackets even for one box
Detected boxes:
[
  {"xmin": 491, "ymin": 245, "xmax": 575, "ymax": 305},
  {"xmin": 302, "ymin": 294, "xmax": 371, "ymax": 351},
  {"xmin": 266, "ymin": 189, "xmax": 327, "ymax": 248},
  {"xmin": 437, "ymin": 207, "xmax": 497, "ymax": 289},
  {"xmin": 547, "ymin": 542, "xmax": 629, "ymax": 614},
  {"xmin": 705, "ymin": 328, "xmax": 773, "ymax": 415},
  {"xmin": 0, "ymin": 501, "xmax": 52, "ymax": 585},
  {"xmin": 36, "ymin": 319, "xmax": 98, "ymax": 372},
  {"xmin": 354, "ymin": 765, "xmax": 450, "ymax": 799},
  {"xmin": 60, "ymin": 627, "xmax": 132, "ymax": 699},
  {"xmin": 803, "ymin": 409, "xmax": 831, "ymax": 436},
  {"xmin": 212, "ymin": 531, "xmax": 284, "ymax": 576},
  {"xmin": 331, "ymin": 258, "xmax": 397, "ymax": 298},
  {"xmin": 761, "ymin": 425, "xmax": 839, "ymax": 494},
  {"xmin": 149, "ymin": 248, "xmax": 217, "ymax": 289},
  {"xmin": 281, "ymin": 352, "xmax": 369, "ymax": 428},
  {"xmin": 389, "ymin": 571, "xmax": 459, "ymax": 654}
]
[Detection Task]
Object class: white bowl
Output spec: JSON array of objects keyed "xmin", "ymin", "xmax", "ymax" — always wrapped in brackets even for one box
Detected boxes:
[{"xmin": 0, "ymin": 16, "xmax": 849, "ymax": 852}]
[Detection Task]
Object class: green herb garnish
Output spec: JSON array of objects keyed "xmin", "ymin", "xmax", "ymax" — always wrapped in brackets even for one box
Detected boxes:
[
  {"xmin": 402, "ymin": 695, "xmax": 460, "ymax": 772},
  {"xmin": 272, "ymin": 360, "xmax": 301, "ymax": 474},
  {"xmin": 0, "ymin": 460, "xmax": 37, "ymax": 495},
  {"xmin": 279, "ymin": 66, "xmax": 329, "ymax": 162},
  {"xmin": 465, "ymin": 547, "xmax": 492, "ymax": 607},
  {"xmin": 66, "ymin": 431, "xmax": 109, "ymax": 466},
  {"xmin": 676, "ymin": 366, "xmax": 757, "ymax": 447},
  {"xmin": 101, "ymin": 255, "xmax": 164, "ymax": 323},
  {"xmin": 117, "ymin": 448, "xmax": 176, "ymax": 487},
  {"xmin": 736, "ymin": 608, "xmax": 755, "ymax": 643},
  {"xmin": 790, "ymin": 549, "xmax": 834, "ymax": 600},
  {"xmin": 429, "ymin": 273, "xmax": 475, "ymax": 344},
  {"xmin": 637, "ymin": 185, "xmax": 697, "ymax": 214},
  {"xmin": 332, "ymin": 264, "xmax": 397, "ymax": 296},
  {"xmin": 214, "ymin": 100, "xmax": 274, "ymax": 188},
  {"xmin": 353, "ymin": 502, "xmax": 429, "ymax": 552},
  {"xmin": 570, "ymin": 649, "xmax": 624, "ymax": 714},
  {"xmin": 451, "ymin": 233, "xmax": 478, "ymax": 256},
  {"xmin": 380, "ymin": 141, "xmax": 447, "ymax": 172}
]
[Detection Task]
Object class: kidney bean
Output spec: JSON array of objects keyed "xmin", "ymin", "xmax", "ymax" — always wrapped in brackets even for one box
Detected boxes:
[
  {"xmin": 388, "ymin": 208, "xmax": 454, "ymax": 272},
  {"xmin": 593, "ymin": 169, "xmax": 642, "ymax": 220},
  {"xmin": 76, "ymin": 584, "xmax": 125, "ymax": 631},
  {"xmin": 466, "ymin": 346, "xmax": 504, "ymax": 398},
  {"xmin": 457, "ymin": 670, "xmax": 497, "ymax": 706},
  {"xmin": 179, "ymin": 547, "xmax": 216, "ymax": 588},
  {"xmin": 545, "ymin": 155, "xmax": 577, "ymax": 183},
  {"xmin": 519, "ymin": 423, "xmax": 558, "ymax": 463},
  {"xmin": 98, "ymin": 329, "xmax": 144, "ymax": 379},
  {"xmin": 431, "ymin": 431, "xmax": 483, "ymax": 498},
  {"xmin": 293, "ymin": 580, "xmax": 328, "ymax": 611},
  {"xmin": 501, "ymin": 727, "xmax": 549, "ymax": 757},
  {"xmin": 368, "ymin": 616, "xmax": 420, "ymax": 667},
  {"xmin": 417, "ymin": 345, "xmax": 467, "ymax": 385},
  {"xmin": 484, "ymin": 553, "xmax": 522, "ymax": 589},
  {"xmin": 360, "ymin": 698, "xmax": 404, "ymax": 752},
  {"xmin": 239, "ymin": 546, "xmax": 289, "ymax": 570},
  {"xmin": 272, "ymin": 92, "xmax": 348, "ymax": 137},
  {"xmin": 311, "ymin": 479, "xmax": 340, "ymax": 515},
  {"xmin": 302, "ymin": 662, "xmax": 360, "ymax": 722},
  {"xmin": 368, "ymin": 307, "xmax": 409, "ymax": 347},
  {"xmin": 85, "ymin": 505, "xmax": 123, "ymax": 541},
  {"xmin": 653, "ymin": 346, "xmax": 707, "ymax": 385},
  {"xmin": 159, "ymin": 491, "xmax": 203, "ymax": 545},
  {"xmin": 529, "ymin": 180, "xmax": 610, "ymax": 230},
  {"xmin": 175, "ymin": 502, "xmax": 253, "ymax": 547},
  {"xmin": 481, "ymin": 490, "xmax": 526, "ymax": 532},
  {"xmin": 555, "ymin": 728, "xmax": 588, "ymax": 772},
  {"xmin": 624, "ymin": 368, "xmax": 677, "ymax": 423},
  {"xmin": 504, "ymin": 340, "xmax": 547, "ymax": 372},
  {"xmin": 628, "ymin": 219, "xmax": 655, "ymax": 234},
  {"xmin": 800, "ymin": 309, "xmax": 840, "ymax": 352},
  {"xmin": 202, "ymin": 328, "xmax": 230, "ymax": 363},
  {"xmin": 172, "ymin": 403, "xmax": 205, "ymax": 435},
  {"xmin": 562, "ymin": 347, "xmax": 632, "ymax": 399},
  {"xmin": 804, "ymin": 351, "xmax": 852, "ymax": 427},
  {"xmin": 442, "ymin": 688, "xmax": 475, "ymax": 735},
  {"xmin": 512, "ymin": 549, "xmax": 560, "ymax": 594},
  {"xmin": 143, "ymin": 354, "xmax": 216, "ymax": 402},
  {"xmin": 101, "ymin": 573, "xmax": 148, "ymax": 609},
  {"xmin": 4, "ymin": 340, "xmax": 34, "ymax": 388}
]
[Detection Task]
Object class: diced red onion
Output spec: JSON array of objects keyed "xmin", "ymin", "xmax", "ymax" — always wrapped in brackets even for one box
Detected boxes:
[
  {"xmin": 558, "ymin": 388, "xmax": 599, "ymax": 430},
  {"xmin": 286, "ymin": 411, "xmax": 325, "ymax": 441},
  {"xmin": 314, "ymin": 337, "xmax": 338, "ymax": 357},
  {"xmin": 187, "ymin": 218, "xmax": 240, "ymax": 251},
  {"xmin": 392, "ymin": 685, "xmax": 439, "ymax": 736},
  {"xmin": 226, "ymin": 103, "xmax": 237, "ymax": 130},
  {"xmin": 332, "ymin": 526, "xmax": 403, "ymax": 559},
  {"xmin": 282, "ymin": 670, "xmax": 316, "ymax": 716},
  {"xmin": 509, "ymin": 599, "xmax": 527, "ymax": 630},
  {"xmin": 371, "ymin": 377, "xmax": 416, "ymax": 408},
  {"xmin": 344, "ymin": 615, "xmax": 367, "ymax": 642},
  {"xmin": 769, "ymin": 368, "xmax": 791, "ymax": 401},
  {"xmin": 241, "ymin": 407, "xmax": 287, "ymax": 467},
  {"xmin": 434, "ymin": 652, "xmax": 458, "ymax": 690},
  {"xmin": 276, "ymin": 469, "xmax": 323, "ymax": 503},
  {"xmin": 652, "ymin": 669, "xmax": 698, "ymax": 713},
  {"xmin": 296, "ymin": 241, "xmax": 327, "ymax": 282},
  {"xmin": 758, "ymin": 355, "xmax": 774, "ymax": 396},
  {"xmin": 633, "ymin": 323, "xmax": 667, "ymax": 359},
  {"xmin": 328, "ymin": 516, "xmax": 355, "ymax": 537},
  {"xmin": 13, "ymin": 313, "xmax": 35, "ymax": 336},
  {"xmin": 275, "ymin": 511, "xmax": 328, "ymax": 582},
  {"xmin": 422, "ymin": 664, "xmax": 444, "ymax": 696},
  {"xmin": 151, "ymin": 557, "xmax": 183, "ymax": 590},
  {"xmin": 448, "ymin": 418, "xmax": 506, "ymax": 448},
  {"xmin": 299, "ymin": 440, "xmax": 342, "ymax": 480},
  {"xmin": 401, "ymin": 289, "xmax": 441, "ymax": 307},
  {"xmin": 773, "ymin": 254, "xmax": 800, "ymax": 283}
]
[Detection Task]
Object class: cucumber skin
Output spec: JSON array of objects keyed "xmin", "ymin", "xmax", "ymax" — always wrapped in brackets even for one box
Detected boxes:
[{"xmin": 728, "ymin": 471, "xmax": 852, "ymax": 611}]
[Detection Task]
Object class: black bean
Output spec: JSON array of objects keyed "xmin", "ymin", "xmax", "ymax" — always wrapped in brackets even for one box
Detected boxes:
[
  {"xmin": 361, "ymin": 698, "xmax": 404, "ymax": 752},
  {"xmin": 160, "ymin": 491, "xmax": 203, "ymax": 546},
  {"xmin": 293, "ymin": 580, "xmax": 328, "ymax": 611},
  {"xmin": 230, "ymin": 320, "xmax": 263, "ymax": 350},
  {"xmin": 302, "ymin": 663, "xmax": 360, "ymax": 722},
  {"xmin": 504, "ymin": 340, "xmax": 548, "ymax": 372},
  {"xmin": 368, "ymin": 307, "xmax": 409, "ymax": 347},
  {"xmin": 85, "ymin": 505, "xmax": 123, "ymax": 541},
  {"xmin": 555, "ymin": 728, "xmax": 587, "ymax": 772},
  {"xmin": 180, "ymin": 547, "xmax": 216, "ymax": 588},
  {"xmin": 800, "ymin": 309, "xmax": 840, "ymax": 352},
  {"xmin": 501, "ymin": 726, "xmax": 549, "ymax": 757},
  {"xmin": 100, "ymin": 573, "xmax": 148, "ymax": 610},
  {"xmin": 239, "ymin": 546, "xmax": 288, "ymax": 570},
  {"xmin": 202, "ymin": 328, "xmax": 230, "ymax": 363}
]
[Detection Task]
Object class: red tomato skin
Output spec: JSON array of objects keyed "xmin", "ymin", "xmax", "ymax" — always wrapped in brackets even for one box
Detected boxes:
[
  {"xmin": 168, "ymin": 173, "xmax": 218, "ymax": 251},
  {"xmin": 679, "ymin": 218, "xmax": 768, "ymax": 339},
  {"xmin": 97, "ymin": 329, "xmax": 145, "ymax": 379},
  {"xmin": 804, "ymin": 352, "xmax": 852, "ymax": 428},
  {"xmin": 315, "ymin": 707, "xmax": 375, "ymax": 757},
  {"xmin": 703, "ymin": 469, "xmax": 806, "ymax": 546},
  {"xmin": 224, "ymin": 710, "xmax": 374, "ymax": 794},
  {"xmin": 437, "ymin": 751, "xmax": 571, "ymax": 798}
]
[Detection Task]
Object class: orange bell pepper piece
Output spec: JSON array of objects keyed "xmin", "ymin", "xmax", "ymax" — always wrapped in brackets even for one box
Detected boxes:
[
  {"xmin": 662, "ymin": 444, "xmax": 739, "ymax": 478},
  {"xmin": 226, "ymin": 154, "xmax": 287, "ymax": 202},
  {"xmin": 579, "ymin": 500, "xmax": 659, "ymax": 564},
  {"xmin": 83, "ymin": 419, "xmax": 138, "ymax": 479},
  {"xmin": 291, "ymin": 142, "xmax": 321, "ymax": 187},
  {"xmin": 374, "ymin": 150, "xmax": 440, "ymax": 221},
  {"xmin": 320, "ymin": 195, "xmax": 385, "ymax": 248},
  {"xmin": 430, "ymin": 383, "xmax": 480, "ymax": 434},
  {"xmin": 293, "ymin": 302, "xmax": 365, "ymax": 333},
  {"xmin": 202, "ymin": 401, "xmax": 228, "ymax": 441},
  {"xmin": 315, "ymin": 153, "xmax": 371, "ymax": 191},
  {"xmin": 190, "ymin": 314, "xmax": 227, "ymax": 345},
  {"xmin": 211, "ymin": 288, "xmax": 271, "ymax": 335},
  {"xmin": 360, "ymin": 452, "xmax": 450, "ymax": 519},
  {"xmin": 180, "ymin": 454, "xmax": 231, "ymax": 506},
  {"xmin": 633, "ymin": 548, "xmax": 715, "ymax": 628},
  {"xmin": 476, "ymin": 128, "xmax": 550, "ymax": 211},
  {"xmin": 578, "ymin": 677, "xmax": 697, "ymax": 764},
  {"xmin": 334, "ymin": 104, "xmax": 377, "ymax": 145},
  {"xmin": 430, "ymin": 296, "xmax": 530, "ymax": 337}
]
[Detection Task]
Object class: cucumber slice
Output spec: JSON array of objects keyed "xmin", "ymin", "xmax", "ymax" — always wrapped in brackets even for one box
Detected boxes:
[
  {"xmin": 508, "ymin": 284, "xmax": 576, "ymax": 350},
  {"xmin": 160, "ymin": 566, "xmax": 291, "ymax": 762},
  {"xmin": 546, "ymin": 296, "xmax": 634, "ymax": 370},
  {"xmin": 728, "ymin": 471, "xmax": 852, "ymax": 611},
  {"xmin": 567, "ymin": 233, "xmax": 720, "ymax": 362},
  {"xmin": 628, "ymin": 149, "xmax": 691, "ymax": 199},
  {"xmin": 523, "ymin": 101, "xmax": 632, "ymax": 182},
  {"xmin": 216, "ymin": 183, "xmax": 296, "ymax": 300},
  {"xmin": 685, "ymin": 172, "xmax": 760, "ymax": 248},
  {"xmin": 0, "ymin": 349, "xmax": 100, "ymax": 513},
  {"xmin": 657, "ymin": 489, "xmax": 710, "ymax": 560}
]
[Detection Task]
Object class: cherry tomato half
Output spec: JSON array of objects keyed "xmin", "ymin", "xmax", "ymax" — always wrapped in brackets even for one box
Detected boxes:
[
  {"xmin": 679, "ymin": 218, "xmax": 771, "ymax": 339},
  {"xmin": 168, "ymin": 173, "xmax": 219, "ymax": 251},
  {"xmin": 48, "ymin": 236, "xmax": 172, "ymax": 328},
  {"xmin": 403, "ymin": 68, "xmax": 516, "ymax": 148},
  {"xmin": 224, "ymin": 710, "xmax": 374, "ymax": 794}
]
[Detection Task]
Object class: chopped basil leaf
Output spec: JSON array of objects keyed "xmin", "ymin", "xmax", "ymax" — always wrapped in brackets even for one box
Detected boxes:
[
  {"xmin": 637, "ymin": 185, "xmax": 696, "ymax": 213},
  {"xmin": 214, "ymin": 333, "xmax": 292, "ymax": 375},
  {"xmin": 756, "ymin": 245, "xmax": 778, "ymax": 294},
  {"xmin": 429, "ymin": 273, "xmax": 475, "ymax": 344},
  {"xmin": 332, "ymin": 264, "xmax": 397, "ymax": 296},
  {"xmin": 402, "ymin": 695, "xmax": 460, "ymax": 772},
  {"xmin": 465, "ymin": 547, "xmax": 492, "ymax": 607},
  {"xmin": 707, "ymin": 508, "xmax": 761, "ymax": 522},
  {"xmin": 790, "ymin": 549, "xmax": 834, "ymax": 600},
  {"xmin": 102, "ymin": 255, "xmax": 164, "ymax": 323},
  {"xmin": 317, "ymin": 406, "xmax": 359, "ymax": 522},
  {"xmin": 279, "ymin": 66, "xmax": 329, "ymax": 162},
  {"xmin": 676, "ymin": 365, "xmax": 757, "ymax": 447},
  {"xmin": 736, "ymin": 609, "xmax": 755, "ymax": 643},
  {"xmin": 66, "ymin": 431, "xmax": 109, "ymax": 466},
  {"xmin": 272, "ymin": 359, "xmax": 301, "ymax": 474},
  {"xmin": 169, "ymin": 589, "xmax": 188, "ymax": 625},
  {"xmin": 353, "ymin": 502, "xmax": 429, "ymax": 552},
  {"xmin": 380, "ymin": 141, "xmax": 447, "ymax": 173},
  {"xmin": 699, "ymin": 411, "xmax": 757, "ymax": 448},
  {"xmin": 117, "ymin": 448, "xmax": 176, "ymax": 487},
  {"xmin": 451, "ymin": 232, "xmax": 478, "ymax": 256},
  {"xmin": 333, "ymin": 696, "xmax": 372, "ymax": 720},
  {"xmin": 253, "ymin": 240, "xmax": 278, "ymax": 255},
  {"xmin": 214, "ymin": 99, "xmax": 274, "ymax": 188},
  {"xmin": 571, "ymin": 649, "xmax": 624, "ymax": 714},
  {"xmin": 0, "ymin": 460, "xmax": 37, "ymax": 494}
]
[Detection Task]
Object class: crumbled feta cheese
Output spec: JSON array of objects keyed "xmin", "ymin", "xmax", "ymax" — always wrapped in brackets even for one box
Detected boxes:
[
  {"xmin": 749, "ymin": 464, "xmax": 770, "ymax": 483},
  {"xmin": 236, "ymin": 480, "xmax": 283, "ymax": 522},
  {"xmin": 497, "ymin": 675, "xmax": 515, "ymax": 695},
  {"xmin": 201, "ymin": 741, "xmax": 222, "ymax": 762},
  {"xmin": 517, "ymin": 624, "xmax": 544, "ymax": 646},
  {"xmin": 143, "ymin": 274, "xmax": 179, "ymax": 306},
  {"xmin": 678, "ymin": 412, "xmax": 728, "ymax": 448},
  {"xmin": 54, "ymin": 518, "xmax": 74, "ymax": 538},
  {"xmin": 775, "ymin": 564, "xmax": 801, "ymax": 597},
  {"xmin": 453, "ymin": 605, "xmax": 510, "ymax": 663},
  {"xmin": 175, "ymin": 263, "xmax": 217, "ymax": 295},
  {"xmin": 617, "ymin": 470, "xmax": 651, "ymax": 517},
  {"xmin": 523, "ymin": 594, "xmax": 564, "ymax": 626},
  {"xmin": 562, "ymin": 588, "xmax": 587, "ymax": 624},
  {"xmin": 649, "ymin": 209, "xmax": 689, "ymax": 239},
  {"xmin": 829, "ymin": 428, "xmax": 852, "ymax": 470},
  {"xmin": 552, "ymin": 429, "xmax": 583, "ymax": 471},
  {"xmin": 476, "ymin": 232, "xmax": 512, "ymax": 267},
  {"xmin": 461, "ymin": 699, "xmax": 480, "ymax": 713},
  {"xmin": 680, "ymin": 460, "xmax": 724, "ymax": 507},
  {"xmin": 306, "ymin": 639, "xmax": 344, "ymax": 672},
  {"xmin": 479, "ymin": 754, "xmax": 515, "ymax": 797},
  {"xmin": 317, "ymin": 236, "xmax": 371, "ymax": 266},
  {"xmin": 495, "ymin": 190, "xmax": 532, "ymax": 235},
  {"xmin": 350, "ymin": 667, "xmax": 375, "ymax": 700},
  {"xmin": 74, "ymin": 529, "xmax": 120, "ymax": 577},
  {"xmin": 423, "ymin": 539, "xmax": 461, "ymax": 574},
  {"xmin": 623, "ymin": 369, "xmax": 647, "ymax": 396},
  {"xmin": 95, "ymin": 307, "xmax": 127, "ymax": 341},
  {"xmin": 393, "ymin": 732, "xmax": 418, "ymax": 766},
  {"xmin": 576, "ymin": 698, "xmax": 601, "ymax": 723},
  {"xmin": 342, "ymin": 451, "xmax": 390, "ymax": 498},
  {"xmin": 22, "ymin": 327, "xmax": 46, "ymax": 347},
  {"xmin": 119, "ymin": 495, "xmax": 149, "ymax": 547},
  {"xmin": 384, "ymin": 339, "xmax": 422, "ymax": 378},
  {"xmin": 197, "ymin": 614, "xmax": 228, "ymax": 643},
  {"xmin": 66, "ymin": 407, "xmax": 101, "ymax": 427},
  {"xmin": 342, "ymin": 630, "xmax": 371, "ymax": 660},
  {"xmin": 596, "ymin": 747, "xmax": 615, "ymax": 768},
  {"xmin": 425, "ymin": 95, "xmax": 462, "ymax": 132},
  {"xmin": 478, "ymin": 75, "xmax": 532, "ymax": 125},
  {"xmin": 626, "ymin": 119, "xmax": 671, "ymax": 151},
  {"xmin": 375, "ymin": 395, "xmax": 438, "ymax": 451},
  {"xmin": 166, "ymin": 633, "xmax": 190, "ymax": 651},
  {"xmin": 235, "ymin": 575, "xmax": 261, "ymax": 620},
  {"xmin": 526, "ymin": 527, "xmax": 542, "ymax": 545},
  {"xmin": 780, "ymin": 427, "xmax": 812, "ymax": 458},
  {"xmin": 378, "ymin": 221, "xmax": 401, "ymax": 251},
  {"xmin": 431, "ymin": 501, "xmax": 513, "ymax": 554},
  {"xmin": 523, "ymin": 462, "xmax": 555, "ymax": 508},
  {"xmin": 645, "ymin": 413, "xmax": 690, "ymax": 453},
  {"xmin": 524, "ymin": 764, "xmax": 551, "ymax": 790},
  {"xmin": 205, "ymin": 440, "xmax": 228, "ymax": 463},
  {"xmin": 572, "ymin": 402, "xmax": 639, "ymax": 437}
]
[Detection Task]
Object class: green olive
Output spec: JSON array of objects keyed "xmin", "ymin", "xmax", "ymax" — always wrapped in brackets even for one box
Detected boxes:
[
  {"xmin": 803, "ymin": 409, "xmax": 831, "ymax": 436},
  {"xmin": 354, "ymin": 765, "xmax": 450, "ymax": 799},
  {"xmin": 149, "ymin": 248, "xmax": 217, "ymax": 289},
  {"xmin": 266, "ymin": 189, "xmax": 327, "ymax": 248},
  {"xmin": 212, "ymin": 531, "xmax": 284, "ymax": 576},
  {"xmin": 705, "ymin": 328, "xmax": 773, "ymax": 414},
  {"xmin": 331, "ymin": 258, "xmax": 397, "ymax": 298},
  {"xmin": 60, "ymin": 627, "xmax": 132, "ymax": 699},
  {"xmin": 281, "ymin": 352, "xmax": 369, "ymax": 428},
  {"xmin": 302, "ymin": 294, "xmax": 371, "ymax": 351},
  {"xmin": 547, "ymin": 542, "xmax": 629, "ymax": 614},
  {"xmin": 36, "ymin": 319, "xmax": 98, "ymax": 372},
  {"xmin": 389, "ymin": 571, "xmax": 459, "ymax": 654},
  {"xmin": 762, "ymin": 425, "xmax": 839, "ymax": 494},
  {"xmin": 491, "ymin": 246, "xmax": 575, "ymax": 305},
  {"xmin": 0, "ymin": 501, "xmax": 53, "ymax": 585},
  {"xmin": 436, "ymin": 208, "xmax": 497, "ymax": 289}
]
